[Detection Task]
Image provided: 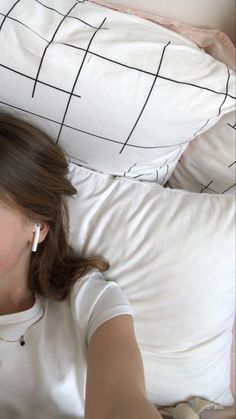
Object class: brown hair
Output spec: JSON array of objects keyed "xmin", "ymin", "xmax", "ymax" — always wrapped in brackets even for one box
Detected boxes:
[{"xmin": 0, "ymin": 111, "xmax": 109, "ymax": 301}]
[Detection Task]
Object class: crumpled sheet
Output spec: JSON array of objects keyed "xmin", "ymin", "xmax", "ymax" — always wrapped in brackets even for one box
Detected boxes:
[{"xmin": 159, "ymin": 397, "xmax": 223, "ymax": 419}]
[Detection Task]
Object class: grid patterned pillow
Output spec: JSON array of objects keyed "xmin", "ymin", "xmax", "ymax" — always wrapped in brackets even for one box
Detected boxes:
[
  {"xmin": 0, "ymin": 0, "xmax": 235, "ymax": 183},
  {"xmin": 168, "ymin": 111, "xmax": 236, "ymax": 194}
]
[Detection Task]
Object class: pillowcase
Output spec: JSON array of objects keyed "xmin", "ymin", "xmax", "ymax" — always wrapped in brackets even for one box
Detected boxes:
[
  {"xmin": 0, "ymin": 0, "xmax": 235, "ymax": 184},
  {"xmin": 167, "ymin": 111, "xmax": 236, "ymax": 194},
  {"xmin": 67, "ymin": 162, "xmax": 235, "ymax": 408}
]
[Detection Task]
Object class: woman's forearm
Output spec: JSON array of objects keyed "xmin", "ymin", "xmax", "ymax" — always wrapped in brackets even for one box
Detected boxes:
[{"xmin": 110, "ymin": 397, "xmax": 163, "ymax": 419}]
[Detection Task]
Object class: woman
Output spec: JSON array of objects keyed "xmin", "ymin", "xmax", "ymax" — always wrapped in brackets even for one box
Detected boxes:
[{"xmin": 0, "ymin": 111, "xmax": 162, "ymax": 419}]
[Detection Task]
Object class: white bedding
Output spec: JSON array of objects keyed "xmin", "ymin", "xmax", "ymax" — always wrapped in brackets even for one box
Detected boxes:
[
  {"xmin": 168, "ymin": 111, "xmax": 236, "ymax": 195},
  {"xmin": 0, "ymin": 0, "xmax": 235, "ymax": 417},
  {"xmin": 68, "ymin": 162, "xmax": 235, "ymax": 410},
  {"xmin": 0, "ymin": 0, "xmax": 235, "ymax": 184}
]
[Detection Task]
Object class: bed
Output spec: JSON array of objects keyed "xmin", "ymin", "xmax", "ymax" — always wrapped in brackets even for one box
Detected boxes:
[{"xmin": 0, "ymin": 1, "xmax": 235, "ymax": 418}]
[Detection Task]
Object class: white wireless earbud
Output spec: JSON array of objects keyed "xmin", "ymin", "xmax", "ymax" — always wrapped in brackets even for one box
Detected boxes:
[{"xmin": 32, "ymin": 223, "xmax": 41, "ymax": 252}]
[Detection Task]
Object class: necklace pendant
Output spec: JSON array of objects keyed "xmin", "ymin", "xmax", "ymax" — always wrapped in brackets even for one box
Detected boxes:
[{"xmin": 20, "ymin": 335, "xmax": 25, "ymax": 346}]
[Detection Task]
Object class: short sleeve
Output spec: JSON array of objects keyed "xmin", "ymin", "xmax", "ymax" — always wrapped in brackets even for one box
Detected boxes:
[{"xmin": 70, "ymin": 269, "xmax": 133, "ymax": 348}]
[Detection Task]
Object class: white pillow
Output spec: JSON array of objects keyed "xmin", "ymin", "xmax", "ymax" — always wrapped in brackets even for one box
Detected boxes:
[
  {"xmin": 168, "ymin": 111, "xmax": 236, "ymax": 194},
  {"xmin": 67, "ymin": 162, "xmax": 235, "ymax": 408},
  {"xmin": 0, "ymin": 0, "xmax": 235, "ymax": 184}
]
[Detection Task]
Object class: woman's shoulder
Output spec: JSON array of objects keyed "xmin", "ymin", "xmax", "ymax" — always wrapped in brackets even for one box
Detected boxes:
[
  {"xmin": 69, "ymin": 268, "xmax": 133, "ymax": 347},
  {"xmin": 70, "ymin": 267, "xmax": 120, "ymax": 309}
]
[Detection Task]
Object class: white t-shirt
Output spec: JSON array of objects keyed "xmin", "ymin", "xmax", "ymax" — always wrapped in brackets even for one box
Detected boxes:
[{"xmin": 0, "ymin": 269, "xmax": 133, "ymax": 419}]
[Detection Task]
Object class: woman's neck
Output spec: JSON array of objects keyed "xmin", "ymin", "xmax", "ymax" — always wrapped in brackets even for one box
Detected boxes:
[{"xmin": 0, "ymin": 290, "xmax": 35, "ymax": 316}]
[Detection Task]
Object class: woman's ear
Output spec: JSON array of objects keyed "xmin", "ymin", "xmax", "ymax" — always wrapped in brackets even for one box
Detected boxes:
[{"xmin": 37, "ymin": 222, "xmax": 49, "ymax": 244}]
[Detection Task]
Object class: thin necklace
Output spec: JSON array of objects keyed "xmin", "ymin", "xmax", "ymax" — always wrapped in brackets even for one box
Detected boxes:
[{"xmin": 0, "ymin": 297, "xmax": 45, "ymax": 347}]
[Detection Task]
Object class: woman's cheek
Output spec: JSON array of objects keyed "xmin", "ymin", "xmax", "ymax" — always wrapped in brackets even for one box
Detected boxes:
[
  {"xmin": 0, "ymin": 252, "xmax": 11, "ymax": 272},
  {"xmin": 0, "ymin": 238, "xmax": 15, "ymax": 273},
  {"xmin": 0, "ymin": 217, "xmax": 31, "ymax": 276}
]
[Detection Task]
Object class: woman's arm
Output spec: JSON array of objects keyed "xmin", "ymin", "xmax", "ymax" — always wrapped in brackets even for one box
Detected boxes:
[
  {"xmin": 84, "ymin": 314, "xmax": 162, "ymax": 419},
  {"xmin": 109, "ymin": 396, "xmax": 163, "ymax": 419}
]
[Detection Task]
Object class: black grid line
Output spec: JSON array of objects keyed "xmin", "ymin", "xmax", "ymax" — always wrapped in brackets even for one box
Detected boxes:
[
  {"xmin": 158, "ymin": 74, "xmax": 236, "ymax": 100},
  {"xmin": 59, "ymin": 42, "xmax": 161, "ymax": 77},
  {"xmin": 200, "ymin": 181, "xmax": 217, "ymax": 193},
  {"xmin": 32, "ymin": 2, "xmax": 79, "ymax": 97},
  {"xmin": 192, "ymin": 118, "xmax": 210, "ymax": 139},
  {"xmin": 0, "ymin": 63, "xmax": 81, "ymax": 99},
  {"xmin": 123, "ymin": 162, "xmax": 137, "ymax": 177},
  {"xmin": 0, "ymin": 13, "xmax": 49, "ymax": 43},
  {"xmin": 228, "ymin": 161, "xmax": 236, "ymax": 167},
  {"xmin": 186, "ymin": 68, "xmax": 231, "ymax": 141},
  {"xmin": 1, "ymin": 98, "xmax": 194, "ymax": 151},
  {"xmin": 58, "ymin": 41, "xmax": 235, "ymax": 99},
  {"xmin": 217, "ymin": 66, "xmax": 230, "ymax": 116},
  {"xmin": 119, "ymin": 41, "xmax": 171, "ymax": 154},
  {"xmin": 71, "ymin": 43, "xmax": 236, "ymax": 97},
  {"xmin": 56, "ymin": 16, "xmax": 107, "ymax": 144},
  {"xmin": 69, "ymin": 155, "xmax": 88, "ymax": 165},
  {"xmin": 35, "ymin": 0, "xmax": 108, "ymax": 30},
  {"xmin": 59, "ymin": 122, "xmax": 190, "ymax": 149},
  {"xmin": 123, "ymin": 145, "xmax": 182, "ymax": 178},
  {"xmin": 0, "ymin": 0, "xmax": 20, "ymax": 31},
  {"xmin": 132, "ymin": 171, "xmax": 153, "ymax": 179},
  {"xmin": 70, "ymin": 161, "xmax": 81, "ymax": 169},
  {"xmin": 0, "ymin": 100, "xmax": 63, "ymax": 125},
  {"xmin": 160, "ymin": 159, "xmax": 168, "ymax": 169},
  {"xmin": 227, "ymin": 123, "xmax": 236, "ymax": 130},
  {"xmin": 222, "ymin": 183, "xmax": 236, "ymax": 194}
]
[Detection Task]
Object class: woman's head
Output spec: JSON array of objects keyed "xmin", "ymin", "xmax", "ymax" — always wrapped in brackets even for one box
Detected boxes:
[
  {"xmin": 0, "ymin": 111, "xmax": 109, "ymax": 300},
  {"xmin": 0, "ymin": 200, "xmax": 48, "ymax": 292},
  {"xmin": 0, "ymin": 111, "xmax": 76, "ymax": 219}
]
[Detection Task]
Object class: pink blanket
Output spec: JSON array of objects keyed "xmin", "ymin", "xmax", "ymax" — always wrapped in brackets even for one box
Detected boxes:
[{"xmin": 90, "ymin": 0, "xmax": 236, "ymax": 71}]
